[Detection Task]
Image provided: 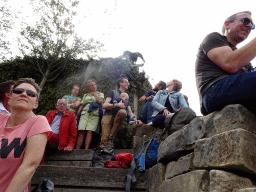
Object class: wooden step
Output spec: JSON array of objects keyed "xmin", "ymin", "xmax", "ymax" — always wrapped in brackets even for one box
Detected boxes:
[
  {"xmin": 31, "ymin": 165, "xmax": 148, "ymax": 191},
  {"xmin": 43, "ymin": 149, "xmax": 134, "ymax": 167}
]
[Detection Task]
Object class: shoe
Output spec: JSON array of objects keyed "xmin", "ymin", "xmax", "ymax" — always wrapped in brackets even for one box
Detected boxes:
[
  {"xmin": 108, "ymin": 139, "xmax": 114, "ymax": 149},
  {"xmin": 147, "ymin": 122, "xmax": 153, "ymax": 126},
  {"xmin": 102, "ymin": 146, "xmax": 113, "ymax": 154}
]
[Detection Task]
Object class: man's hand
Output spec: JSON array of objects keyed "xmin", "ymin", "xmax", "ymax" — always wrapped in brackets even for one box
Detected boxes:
[
  {"xmin": 64, "ymin": 146, "xmax": 73, "ymax": 152},
  {"xmin": 163, "ymin": 109, "xmax": 170, "ymax": 116},
  {"xmin": 136, "ymin": 119, "xmax": 143, "ymax": 126},
  {"xmin": 146, "ymin": 95, "xmax": 154, "ymax": 101},
  {"xmin": 115, "ymin": 100, "xmax": 125, "ymax": 109}
]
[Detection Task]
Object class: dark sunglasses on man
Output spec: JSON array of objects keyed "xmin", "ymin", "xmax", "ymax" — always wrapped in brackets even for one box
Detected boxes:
[
  {"xmin": 236, "ymin": 17, "xmax": 255, "ymax": 30},
  {"xmin": 12, "ymin": 88, "xmax": 38, "ymax": 98}
]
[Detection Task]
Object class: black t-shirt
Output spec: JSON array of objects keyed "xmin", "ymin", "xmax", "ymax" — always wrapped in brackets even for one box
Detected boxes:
[
  {"xmin": 195, "ymin": 32, "xmax": 252, "ymax": 114},
  {"xmin": 196, "ymin": 32, "xmax": 253, "ymax": 96}
]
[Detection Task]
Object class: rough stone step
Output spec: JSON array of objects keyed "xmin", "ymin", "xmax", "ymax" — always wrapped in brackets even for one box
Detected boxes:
[
  {"xmin": 31, "ymin": 165, "xmax": 148, "ymax": 191},
  {"xmin": 43, "ymin": 149, "xmax": 134, "ymax": 167}
]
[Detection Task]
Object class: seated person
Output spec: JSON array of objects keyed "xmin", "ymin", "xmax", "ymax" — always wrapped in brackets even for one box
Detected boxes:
[
  {"xmin": 63, "ymin": 85, "xmax": 81, "ymax": 113},
  {"xmin": 112, "ymin": 92, "xmax": 131, "ymax": 121},
  {"xmin": 76, "ymin": 80, "xmax": 104, "ymax": 150},
  {"xmin": 195, "ymin": 11, "xmax": 256, "ymax": 115},
  {"xmin": 100, "ymin": 77, "xmax": 142, "ymax": 152},
  {"xmin": 0, "ymin": 80, "xmax": 15, "ymax": 115},
  {"xmin": 138, "ymin": 81, "xmax": 166, "ymax": 124},
  {"xmin": 151, "ymin": 79, "xmax": 188, "ymax": 129},
  {"xmin": 45, "ymin": 99, "xmax": 77, "ymax": 152}
]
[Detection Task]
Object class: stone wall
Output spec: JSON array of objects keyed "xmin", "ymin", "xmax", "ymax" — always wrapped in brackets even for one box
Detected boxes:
[{"xmin": 148, "ymin": 104, "xmax": 256, "ymax": 192}]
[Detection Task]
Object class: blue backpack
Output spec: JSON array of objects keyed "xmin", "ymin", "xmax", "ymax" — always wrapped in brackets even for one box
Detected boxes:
[{"xmin": 126, "ymin": 139, "xmax": 159, "ymax": 192}]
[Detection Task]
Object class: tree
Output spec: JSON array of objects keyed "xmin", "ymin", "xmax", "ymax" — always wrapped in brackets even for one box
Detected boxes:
[
  {"xmin": 0, "ymin": 1, "xmax": 15, "ymax": 57},
  {"xmin": 18, "ymin": 0, "xmax": 103, "ymax": 90}
]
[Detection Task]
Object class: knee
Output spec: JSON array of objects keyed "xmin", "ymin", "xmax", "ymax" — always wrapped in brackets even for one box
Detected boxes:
[
  {"xmin": 117, "ymin": 109, "xmax": 127, "ymax": 117},
  {"xmin": 87, "ymin": 131, "xmax": 93, "ymax": 136}
]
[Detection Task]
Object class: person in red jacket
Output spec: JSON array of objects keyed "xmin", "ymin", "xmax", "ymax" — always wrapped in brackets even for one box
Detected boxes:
[{"xmin": 45, "ymin": 98, "xmax": 77, "ymax": 152}]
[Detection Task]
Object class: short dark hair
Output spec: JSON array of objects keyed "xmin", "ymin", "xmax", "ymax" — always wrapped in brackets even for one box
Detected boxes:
[
  {"xmin": 222, "ymin": 11, "xmax": 252, "ymax": 35},
  {"xmin": 158, "ymin": 81, "xmax": 166, "ymax": 90},
  {"xmin": 13, "ymin": 78, "xmax": 41, "ymax": 100},
  {"xmin": 117, "ymin": 77, "xmax": 128, "ymax": 88},
  {"xmin": 0, "ymin": 80, "xmax": 15, "ymax": 102}
]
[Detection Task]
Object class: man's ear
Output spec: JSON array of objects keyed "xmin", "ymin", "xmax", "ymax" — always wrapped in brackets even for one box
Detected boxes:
[{"xmin": 224, "ymin": 20, "xmax": 230, "ymax": 31}]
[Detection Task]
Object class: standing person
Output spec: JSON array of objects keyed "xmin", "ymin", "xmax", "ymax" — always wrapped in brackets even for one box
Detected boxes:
[
  {"xmin": 100, "ymin": 77, "xmax": 142, "ymax": 152},
  {"xmin": 45, "ymin": 99, "xmax": 77, "ymax": 152},
  {"xmin": 0, "ymin": 78, "xmax": 52, "ymax": 192},
  {"xmin": 0, "ymin": 80, "xmax": 15, "ymax": 115},
  {"xmin": 63, "ymin": 85, "xmax": 81, "ymax": 113},
  {"xmin": 138, "ymin": 81, "xmax": 166, "ymax": 124},
  {"xmin": 151, "ymin": 79, "xmax": 188, "ymax": 128},
  {"xmin": 76, "ymin": 80, "xmax": 104, "ymax": 149},
  {"xmin": 195, "ymin": 11, "xmax": 256, "ymax": 115}
]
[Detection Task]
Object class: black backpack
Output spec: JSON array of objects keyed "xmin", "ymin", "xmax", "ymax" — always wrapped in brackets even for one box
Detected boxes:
[{"xmin": 161, "ymin": 107, "xmax": 196, "ymax": 140}]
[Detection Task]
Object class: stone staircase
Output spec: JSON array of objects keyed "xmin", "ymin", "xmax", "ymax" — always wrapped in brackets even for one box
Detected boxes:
[{"xmin": 31, "ymin": 149, "xmax": 148, "ymax": 191}]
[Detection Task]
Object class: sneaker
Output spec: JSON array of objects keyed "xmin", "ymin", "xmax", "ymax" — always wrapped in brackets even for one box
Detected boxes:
[
  {"xmin": 147, "ymin": 122, "xmax": 153, "ymax": 126},
  {"xmin": 108, "ymin": 139, "xmax": 114, "ymax": 149},
  {"xmin": 102, "ymin": 146, "xmax": 113, "ymax": 154}
]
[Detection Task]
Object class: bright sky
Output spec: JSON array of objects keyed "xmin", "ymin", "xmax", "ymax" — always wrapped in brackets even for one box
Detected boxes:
[{"xmin": 5, "ymin": 0, "xmax": 256, "ymax": 115}]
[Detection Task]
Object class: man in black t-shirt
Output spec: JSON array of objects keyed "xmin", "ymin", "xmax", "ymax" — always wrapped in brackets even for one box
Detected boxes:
[
  {"xmin": 100, "ymin": 77, "xmax": 142, "ymax": 152},
  {"xmin": 195, "ymin": 11, "xmax": 256, "ymax": 115}
]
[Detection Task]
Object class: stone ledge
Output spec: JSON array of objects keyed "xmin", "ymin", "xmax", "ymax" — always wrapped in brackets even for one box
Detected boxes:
[
  {"xmin": 194, "ymin": 129, "xmax": 256, "ymax": 175},
  {"xmin": 160, "ymin": 170, "xmax": 209, "ymax": 192}
]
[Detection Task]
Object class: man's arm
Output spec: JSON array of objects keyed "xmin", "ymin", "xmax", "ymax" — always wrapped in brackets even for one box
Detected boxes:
[
  {"xmin": 127, "ymin": 106, "xmax": 142, "ymax": 126},
  {"xmin": 64, "ymin": 112, "xmax": 77, "ymax": 152},
  {"xmin": 103, "ymin": 97, "xmax": 125, "ymax": 110},
  {"xmin": 207, "ymin": 38, "xmax": 256, "ymax": 74},
  {"xmin": 139, "ymin": 95, "xmax": 154, "ymax": 103}
]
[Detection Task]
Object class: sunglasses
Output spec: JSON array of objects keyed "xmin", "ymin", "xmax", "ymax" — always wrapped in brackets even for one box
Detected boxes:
[
  {"xmin": 237, "ymin": 17, "xmax": 255, "ymax": 30},
  {"xmin": 12, "ymin": 88, "xmax": 37, "ymax": 98}
]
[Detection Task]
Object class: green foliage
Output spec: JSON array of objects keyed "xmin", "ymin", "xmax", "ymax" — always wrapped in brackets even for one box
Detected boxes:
[
  {"xmin": 0, "ymin": 1, "xmax": 15, "ymax": 57},
  {"xmin": 0, "ymin": 56, "xmax": 89, "ymax": 115},
  {"xmin": 0, "ymin": 55, "xmax": 151, "ymax": 116},
  {"xmin": 18, "ymin": 0, "xmax": 104, "ymax": 90}
]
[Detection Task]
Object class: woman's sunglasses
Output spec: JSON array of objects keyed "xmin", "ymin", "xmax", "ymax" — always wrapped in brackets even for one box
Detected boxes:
[
  {"xmin": 12, "ymin": 88, "xmax": 37, "ymax": 98},
  {"xmin": 239, "ymin": 17, "xmax": 255, "ymax": 30}
]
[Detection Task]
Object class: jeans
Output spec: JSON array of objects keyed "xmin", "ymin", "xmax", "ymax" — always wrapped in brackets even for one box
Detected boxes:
[
  {"xmin": 152, "ymin": 113, "xmax": 166, "ymax": 129},
  {"xmin": 203, "ymin": 71, "xmax": 256, "ymax": 114}
]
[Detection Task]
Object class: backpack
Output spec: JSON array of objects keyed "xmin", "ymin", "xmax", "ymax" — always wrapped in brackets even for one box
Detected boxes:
[
  {"xmin": 161, "ymin": 107, "xmax": 197, "ymax": 140},
  {"xmin": 126, "ymin": 139, "xmax": 159, "ymax": 192},
  {"xmin": 31, "ymin": 179, "xmax": 54, "ymax": 192}
]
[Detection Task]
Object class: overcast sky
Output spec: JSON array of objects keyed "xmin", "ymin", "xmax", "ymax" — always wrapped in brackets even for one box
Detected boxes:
[{"xmin": 5, "ymin": 0, "xmax": 256, "ymax": 115}]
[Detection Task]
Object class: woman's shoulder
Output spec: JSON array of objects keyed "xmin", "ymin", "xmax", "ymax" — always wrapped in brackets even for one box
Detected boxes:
[
  {"xmin": 28, "ymin": 115, "xmax": 48, "ymax": 123},
  {"xmin": 0, "ymin": 112, "xmax": 9, "ymax": 122}
]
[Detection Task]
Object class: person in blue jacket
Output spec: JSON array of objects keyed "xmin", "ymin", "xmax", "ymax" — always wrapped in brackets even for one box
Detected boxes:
[{"xmin": 151, "ymin": 79, "xmax": 188, "ymax": 128}]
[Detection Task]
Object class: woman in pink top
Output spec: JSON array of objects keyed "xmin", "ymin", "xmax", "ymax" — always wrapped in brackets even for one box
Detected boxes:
[{"xmin": 0, "ymin": 78, "xmax": 52, "ymax": 192}]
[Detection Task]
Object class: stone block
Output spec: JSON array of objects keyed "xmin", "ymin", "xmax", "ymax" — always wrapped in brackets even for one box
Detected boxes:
[
  {"xmin": 194, "ymin": 129, "xmax": 256, "ymax": 175},
  {"xmin": 210, "ymin": 170, "xmax": 253, "ymax": 192},
  {"xmin": 159, "ymin": 170, "xmax": 209, "ymax": 192},
  {"xmin": 240, "ymin": 188, "xmax": 256, "ymax": 192},
  {"xmin": 165, "ymin": 153, "xmax": 194, "ymax": 179},
  {"xmin": 202, "ymin": 104, "xmax": 256, "ymax": 138},
  {"xmin": 148, "ymin": 163, "xmax": 166, "ymax": 192},
  {"xmin": 158, "ymin": 117, "xmax": 202, "ymax": 163}
]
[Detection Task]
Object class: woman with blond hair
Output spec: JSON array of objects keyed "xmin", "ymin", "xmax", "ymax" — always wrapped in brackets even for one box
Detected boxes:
[
  {"xmin": 151, "ymin": 79, "xmax": 188, "ymax": 128},
  {"xmin": 0, "ymin": 78, "xmax": 52, "ymax": 192}
]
